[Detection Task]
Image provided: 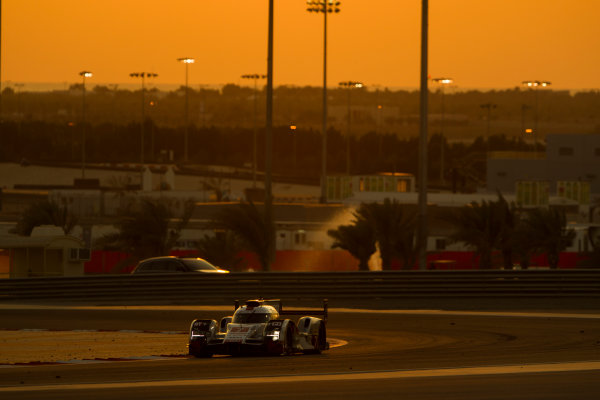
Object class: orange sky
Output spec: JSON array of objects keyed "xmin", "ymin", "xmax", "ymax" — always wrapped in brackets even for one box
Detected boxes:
[{"xmin": 2, "ymin": 0, "xmax": 599, "ymax": 90}]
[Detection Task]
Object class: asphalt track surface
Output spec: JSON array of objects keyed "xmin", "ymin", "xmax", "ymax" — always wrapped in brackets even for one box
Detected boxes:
[{"xmin": 0, "ymin": 306, "xmax": 599, "ymax": 399}]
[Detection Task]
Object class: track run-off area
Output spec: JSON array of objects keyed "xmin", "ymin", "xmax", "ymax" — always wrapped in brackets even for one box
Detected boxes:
[{"xmin": 0, "ymin": 305, "xmax": 599, "ymax": 399}]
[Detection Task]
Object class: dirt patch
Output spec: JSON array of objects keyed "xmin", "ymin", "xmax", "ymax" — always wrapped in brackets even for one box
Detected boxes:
[{"xmin": 0, "ymin": 331, "xmax": 187, "ymax": 364}]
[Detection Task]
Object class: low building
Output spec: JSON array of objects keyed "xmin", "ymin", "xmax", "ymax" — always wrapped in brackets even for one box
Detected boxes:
[
  {"xmin": 0, "ymin": 227, "xmax": 89, "ymax": 278},
  {"xmin": 487, "ymin": 134, "xmax": 600, "ymax": 196}
]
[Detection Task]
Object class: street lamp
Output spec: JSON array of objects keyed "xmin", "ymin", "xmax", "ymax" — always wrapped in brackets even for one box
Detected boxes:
[
  {"xmin": 79, "ymin": 71, "xmax": 92, "ymax": 179},
  {"xmin": 480, "ymin": 102, "xmax": 497, "ymax": 158},
  {"xmin": 241, "ymin": 73, "xmax": 267, "ymax": 188},
  {"xmin": 177, "ymin": 58, "xmax": 194, "ymax": 163},
  {"xmin": 290, "ymin": 124, "xmax": 298, "ymax": 172},
  {"xmin": 13, "ymin": 83, "xmax": 24, "ymax": 133},
  {"xmin": 417, "ymin": 0, "xmax": 429, "ymax": 270},
  {"xmin": 522, "ymin": 80, "xmax": 551, "ymax": 157},
  {"xmin": 307, "ymin": 0, "xmax": 341, "ymax": 202},
  {"xmin": 339, "ymin": 80, "xmax": 363, "ymax": 175},
  {"xmin": 129, "ymin": 72, "xmax": 158, "ymax": 167},
  {"xmin": 432, "ymin": 77, "xmax": 453, "ymax": 185}
]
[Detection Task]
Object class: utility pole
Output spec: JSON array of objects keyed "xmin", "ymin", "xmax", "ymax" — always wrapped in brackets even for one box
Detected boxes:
[{"xmin": 417, "ymin": 0, "xmax": 429, "ymax": 270}]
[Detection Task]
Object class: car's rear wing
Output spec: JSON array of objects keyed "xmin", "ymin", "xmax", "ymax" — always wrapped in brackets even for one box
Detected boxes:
[{"xmin": 234, "ymin": 298, "xmax": 328, "ymax": 322}]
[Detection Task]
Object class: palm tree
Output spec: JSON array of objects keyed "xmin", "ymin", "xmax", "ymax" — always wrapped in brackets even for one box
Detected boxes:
[
  {"xmin": 496, "ymin": 192, "xmax": 519, "ymax": 269},
  {"xmin": 211, "ymin": 201, "xmax": 275, "ymax": 271},
  {"xmin": 196, "ymin": 231, "xmax": 245, "ymax": 271},
  {"xmin": 96, "ymin": 198, "xmax": 194, "ymax": 270},
  {"xmin": 327, "ymin": 217, "xmax": 376, "ymax": 271},
  {"xmin": 356, "ymin": 199, "xmax": 417, "ymax": 270},
  {"xmin": 446, "ymin": 198, "xmax": 503, "ymax": 269},
  {"xmin": 511, "ymin": 219, "xmax": 536, "ymax": 269},
  {"xmin": 12, "ymin": 200, "xmax": 78, "ymax": 236},
  {"xmin": 393, "ymin": 213, "xmax": 418, "ymax": 270},
  {"xmin": 518, "ymin": 207, "xmax": 575, "ymax": 269}
]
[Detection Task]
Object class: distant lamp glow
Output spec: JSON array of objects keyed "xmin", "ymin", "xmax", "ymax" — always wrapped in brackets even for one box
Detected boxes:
[
  {"xmin": 178, "ymin": 57, "xmax": 195, "ymax": 64},
  {"xmin": 525, "ymin": 128, "xmax": 533, "ymax": 134},
  {"xmin": 339, "ymin": 81, "xmax": 363, "ymax": 88},
  {"xmin": 306, "ymin": 0, "xmax": 341, "ymax": 13},
  {"xmin": 80, "ymin": 71, "xmax": 92, "ymax": 78},
  {"xmin": 522, "ymin": 80, "xmax": 551, "ymax": 88},
  {"xmin": 290, "ymin": 125, "xmax": 297, "ymax": 130},
  {"xmin": 432, "ymin": 77, "xmax": 453, "ymax": 85}
]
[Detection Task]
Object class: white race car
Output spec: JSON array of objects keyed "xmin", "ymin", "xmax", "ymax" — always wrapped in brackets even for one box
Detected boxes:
[{"xmin": 188, "ymin": 299, "xmax": 329, "ymax": 357}]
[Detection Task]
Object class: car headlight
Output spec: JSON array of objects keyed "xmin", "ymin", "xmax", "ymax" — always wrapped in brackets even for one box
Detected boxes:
[{"xmin": 266, "ymin": 330, "xmax": 280, "ymax": 341}]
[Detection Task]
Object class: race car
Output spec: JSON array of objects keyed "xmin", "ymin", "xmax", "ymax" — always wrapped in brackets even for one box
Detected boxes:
[{"xmin": 188, "ymin": 298, "xmax": 329, "ymax": 357}]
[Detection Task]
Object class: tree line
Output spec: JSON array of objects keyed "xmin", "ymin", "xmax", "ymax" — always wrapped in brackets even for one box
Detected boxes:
[
  {"xmin": 1, "ymin": 118, "xmax": 537, "ymax": 187},
  {"xmin": 2, "ymin": 84, "xmax": 599, "ymax": 131},
  {"xmin": 328, "ymin": 195, "xmax": 578, "ymax": 270},
  {"xmin": 12, "ymin": 196, "xmax": 596, "ymax": 272}
]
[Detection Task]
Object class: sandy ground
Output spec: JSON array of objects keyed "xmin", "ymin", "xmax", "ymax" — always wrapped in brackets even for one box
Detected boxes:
[{"xmin": 0, "ymin": 331, "xmax": 187, "ymax": 364}]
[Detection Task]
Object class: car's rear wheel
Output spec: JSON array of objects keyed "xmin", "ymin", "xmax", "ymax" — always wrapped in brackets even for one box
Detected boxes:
[
  {"xmin": 189, "ymin": 341, "xmax": 213, "ymax": 358},
  {"xmin": 303, "ymin": 321, "xmax": 326, "ymax": 355},
  {"xmin": 315, "ymin": 321, "xmax": 326, "ymax": 353}
]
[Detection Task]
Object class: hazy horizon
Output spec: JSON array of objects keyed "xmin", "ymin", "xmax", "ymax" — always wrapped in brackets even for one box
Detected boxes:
[
  {"xmin": 2, "ymin": 1, "xmax": 599, "ymax": 91},
  {"xmin": 2, "ymin": 81, "xmax": 596, "ymax": 94}
]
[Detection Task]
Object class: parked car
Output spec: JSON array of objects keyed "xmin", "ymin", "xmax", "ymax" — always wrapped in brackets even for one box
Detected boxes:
[{"xmin": 132, "ymin": 256, "xmax": 229, "ymax": 274}]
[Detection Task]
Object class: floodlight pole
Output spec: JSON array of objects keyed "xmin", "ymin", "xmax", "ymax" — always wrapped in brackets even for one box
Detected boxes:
[
  {"xmin": 241, "ymin": 73, "xmax": 267, "ymax": 188},
  {"xmin": 130, "ymin": 72, "xmax": 158, "ymax": 166},
  {"xmin": 79, "ymin": 71, "xmax": 92, "ymax": 178},
  {"xmin": 265, "ymin": 0, "xmax": 274, "ymax": 271},
  {"xmin": 307, "ymin": 0, "xmax": 341, "ymax": 203},
  {"xmin": 177, "ymin": 58, "xmax": 195, "ymax": 163},
  {"xmin": 417, "ymin": 0, "xmax": 429, "ymax": 270}
]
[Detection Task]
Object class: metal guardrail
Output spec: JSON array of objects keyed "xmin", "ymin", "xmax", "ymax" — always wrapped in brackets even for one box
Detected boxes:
[{"xmin": 1, "ymin": 270, "xmax": 599, "ymax": 304}]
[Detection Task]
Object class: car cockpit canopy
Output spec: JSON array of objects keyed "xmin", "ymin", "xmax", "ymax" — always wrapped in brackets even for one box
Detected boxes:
[{"xmin": 232, "ymin": 300, "xmax": 280, "ymax": 324}]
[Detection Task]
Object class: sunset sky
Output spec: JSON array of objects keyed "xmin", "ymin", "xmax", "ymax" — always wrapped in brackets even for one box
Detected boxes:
[{"xmin": 2, "ymin": 0, "xmax": 599, "ymax": 91}]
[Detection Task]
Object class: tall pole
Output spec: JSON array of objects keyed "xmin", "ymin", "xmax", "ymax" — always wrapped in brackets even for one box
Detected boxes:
[
  {"xmin": 141, "ymin": 75, "xmax": 145, "ymax": 165},
  {"xmin": 307, "ymin": 1, "xmax": 340, "ymax": 203},
  {"xmin": 522, "ymin": 80, "xmax": 551, "ymax": 158},
  {"xmin": 0, "ymin": 0, "xmax": 2, "ymax": 123},
  {"xmin": 79, "ymin": 71, "xmax": 92, "ymax": 179},
  {"xmin": 254, "ymin": 78, "xmax": 258, "ymax": 187},
  {"xmin": 265, "ymin": 0, "xmax": 274, "ymax": 271},
  {"xmin": 185, "ymin": 61, "xmax": 189, "ymax": 162},
  {"xmin": 346, "ymin": 85, "xmax": 351, "ymax": 174},
  {"xmin": 130, "ymin": 72, "xmax": 158, "ymax": 167},
  {"xmin": 417, "ymin": 0, "xmax": 429, "ymax": 270},
  {"xmin": 432, "ymin": 77, "xmax": 452, "ymax": 185},
  {"xmin": 322, "ymin": 6, "xmax": 328, "ymax": 202},
  {"xmin": 480, "ymin": 102, "xmax": 496, "ymax": 159},
  {"xmin": 339, "ymin": 80, "xmax": 363, "ymax": 174},
  {"xmin": 440, "ymin": 87, "xmax": 445, "ymax": 183},
  {"xmin": 242, "ymin": 74, "xmax": 266, "ymax": 188},
  {"xmin": 82, "ymin": 77, "xmax": 86, "ymax": 178},
  {"xmin": 178, "ymin": 58, "xmax": 194, "ymax": 163}
]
